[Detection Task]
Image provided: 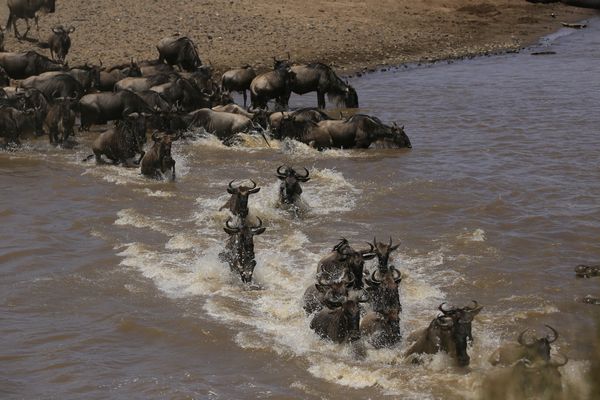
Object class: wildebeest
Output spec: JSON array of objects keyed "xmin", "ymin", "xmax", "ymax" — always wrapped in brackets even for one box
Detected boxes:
[
  {"xmin": 6, "ymin": 0, "xmax": 56, "ymax": 39},
  {"xmin": 115, "ymin": 73, "xmax": 174, "ymax": 92},
  {"xmin": 303, "ymin": 269, "xmax": 354, "ymax": 314},
  {"xmin": 212, "ymin": 103, "xmax": 269, "ymax": 129},
  {"xmin": 78, "ymin": 90, "xmax": 154, "ymax": 130},
  {"xmin": 287, "ymin": 63, "xmax": 358, "ymax": 109},
  {"xmin": 20, "ymin": 71, "xmax": 84, "ymax": 100},
  {"xmin": 481, "ymin": 356, "xmax": 568, "ymax": 400},
  {"xmin": 0, "ymin": 107, "xmax": 39, "ymax": 145},
  {"xmin": 365, "ymin": 263, "xmax": 403, "ymax": 315},
  {"xmin": 310, "ymin": 289, "xmax": 368, "ymax": 344},
  {"xmin": 220, "ymin": 216, "xmax": 266, "ymax": 284},
  {"xmin": 488, "ymin": 325, "xmax": 559, "ymax": 366},
  {"xmin": 276, "ymin": 114, "xmax": 333, "ymax": 149},
  {"xmin": 276, "ymin": 165, "xmax": 310, "ymax": 206},
  {"xmin": 88, "ymin": 113, "xmax": 148, "ymax": 165},
  {"xmin": 45, "ymin": 25, "xmax": 74, "ymax": 63},
  {"xmin": 319, "ymin": 114, "xmax": 412, "ymax": 149},
  {"xmin": 139, "ymin": 59, "xmax": 176, "ymax": 76},
  {"xmin": 99, "ymin": 60, "xmax": 142, "ymax": 91},
  {"xmin": 250, "ymin": 60, "xmax": 296, "ymax": 110},
  {"xmin": 150, "ymin": 77, "xmax": 211, "ymax": 111},
  {"xmin": 0, "ymin": 51, "xmax": 63, "ymax": 79},
  {"xmin": 0, "ymin": 66, "xmax": 9, "ymax": 87},
  {"xmin": 270, "ymin": 107, "xmax": 332, "ymax": 132},
  {"xmin": 219, "ymin": 179, "xmax": 260, "ymax": 218},
  {"xmin": 140, "ymin": 133, "xmax": 175, "ymax": 179},
  {"xmin": 360, "ymin": 306, "xmax": 401, "ymax": 349},
  {"xmin": 317, "ymin": 238, "xmax": 376, "ymax": 290},
  {"xmin": 404, "ymin": 301, "xmax": 483, "ymax": 367},
  {"xmin": 0, "ymin": 26, "xmax": 5, "ymax": 52},
  {"xmin": 183, "ymin": 108, "xmax": 256, "ymax": 139},
  {"xmin": 575, "ymin": 264, "xmax": 600, "ymax": 277},
  {"xmin": 156, "ymin": 35, "xmax": 201, "ymax": 72},
  {"xmin": 221, "ymin": 65, "xmax": 256, "ymax": 107},
  {"xmin": 44, "ymin": 96, "xmax": 76, "ymax": 145},
  {"xmin": 67, "ymin": 64, "xmax": 101, "ymax": 93}
]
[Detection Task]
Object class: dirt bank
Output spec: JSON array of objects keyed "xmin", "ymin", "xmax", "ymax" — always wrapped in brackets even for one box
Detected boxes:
[{"xmin": 0, "ymin": 1, "xmax": 595, "ymax": 75}]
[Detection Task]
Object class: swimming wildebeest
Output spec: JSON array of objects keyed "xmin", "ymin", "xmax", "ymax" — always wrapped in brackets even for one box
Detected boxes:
[
  {"xmin": 220, "ymin": 216, "xmax": 266, "ymax": 284},
  {"xmin": 287, "ymin": 63, "xmax": 358, "ymax": 109},
  {"xmin": 405, "ymin": 301, "xmax": 483, "ymax": 367},
  {"xmin": 360, "ymin": 303, "xmax": 402, "ymax": 349},
  {"xmin": 98, "ymin": 60, "xmax": 142, "ymax": 91},
  {"xmin": 250, "ymin": 59, "xmax": 296, "ymax": 110},
  {"xmin": 481, "ymin": 356, "xmax": 568, "ymax": 400},
  {"xmin": 0, "ymin": 107, "xmax": 40, "ymax": 145},
  {"xmin": 140, "ymin": 133, "xmax": 175, "ymax": 180},
  {"xmin": 156, "ymin": 35, "xmax": 201, "ymax": 72},
  {"xmin": 276, "ymin": 165, "xmax": 310, "ymax": 206},
  {"xmin": 221, "ymin": 65, "xmax": 256, "ymax": 107},
  {"xmin": 44, "ymin": 96, "xmax": 76, "ymax": 145},
  {"xmin": 87, "ymin": 113, "xmax": 148, "ymax": 166},
  {"xmin": 183, "ymin": 108, "xmax": 256, "ymax": 139},
  {"xmin": 219, "ymin": 179, "xmax": 260, "ymax": 218},
  {"xmin": 0, "ymin": 51, "xmax": 63, "ymax": 79},
  {"xmin": 303, "ymin": 269, "xmax": 355, "ymax": 314},
  {"xmin": 44, "ymin": 25, "xmax": 75, "ymax": 63},
  {"xmin": 319, "ymin": 114, "xmax": 411, "ymax": 149},
  {"xmin": 212, "ymin": 104, "xmax": 269, "ymax": 129},
  {"xmin": 310, "ymin": 289, "xmax": 369, "ymax": 344},
  {"xmin": 6, "ymin": 0, "xmax": 56, "ymax": 39},
  {"xmin": 488, "ymin": 325, "xmax": 560, "ymax": 366},
  {"xmin": 78, "ymin": 90, "xmax": 154, "ymax": 130},
  {"xmin": 318, "ymin": 238, "xmax": 376, "ymax": 290},
  {"xmin": 575, "ymin": 264, "xmax": 600, "ymax": 277}
]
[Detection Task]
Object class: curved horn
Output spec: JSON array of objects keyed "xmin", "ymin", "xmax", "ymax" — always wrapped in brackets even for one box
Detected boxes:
[
  {"xmin": 297, "ymin": 167, "xmax": 309, "ymax": 179},
  {"xmin": 545, "ymin": 325, "xmax": 558, "ymax": 343},
  {"xmin": 249, "ymin": 179, "xmax": 257, "ymax": 189},
  {"xmin": 276, "ymin": 165, "xmax": 287, "ymax": 177},
  {"xmin": 344, "ymin": 271, "xmax": 355, "ymax": 285},
  {"xmin": 391, "ymin": 266, "xmax": 402, "ymax": 283},
  {"xmin": 464, "ymin": 300, "xmax": 479, "ymax": 311},
  {"xmin": 518, "ymin": 329, "xmax": 535, "ymax": 347},
  {"xmin": 438, "ymin": 302, "xmax": 453, "ymax": 315},
  {"xmin": 252, "ymin": 216, "xmax": 263, "ymax": 230},
  {"xmin": 389, "ymin": 236, "xmax": 393, "ymax": 247},
  {"xmin": 370, "ymin": 269, "xmax": 382, "ymax": 284},
  {"xmin": 436, "ymin": 315, "xmax": 453, "ymax": 327},
  {"xmin": 227, "ymin": 179, "xmax": 238, "ymax": 194},
  {"xmin": 225, "ymin": 218, "xmax": 238, "ymax": 230}
]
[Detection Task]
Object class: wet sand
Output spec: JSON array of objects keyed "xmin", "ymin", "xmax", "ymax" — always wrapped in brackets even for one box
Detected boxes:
[{"xmin": 0, "ymin": 1, "xmax": 595, "ymax": 75}]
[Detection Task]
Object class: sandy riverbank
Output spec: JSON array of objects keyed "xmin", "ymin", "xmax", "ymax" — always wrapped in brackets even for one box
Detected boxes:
[{"xmin": 0, "ymin": 1, "xmax": 596, "ymax": 75}]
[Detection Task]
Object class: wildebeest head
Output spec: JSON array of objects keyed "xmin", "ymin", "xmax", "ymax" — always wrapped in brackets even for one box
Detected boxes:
[
  {"xmin": 437, "ymin": 301, "xmax": 484, "ymax": 366},
  {"xmin": 276, "ymin": 165, "xmax": 310, "ymax": 204},
  {"xmin": 223, "ymin": 217, "xmax": 266, "ymax": 283},
  {"xmin": 366, "ymin": 264, "xmax": 402, "ymax": 313},
  {"xmin": 124, "ymin": 59, "xmax": 142, "ymax": 77},
  {"xmin": 323, "ymin": 289, "xmax": 369, "ymax": 342},
  {"xmin": 389, "ymin": 122, "xmax": 412, "ymax": 148},
  {"xmin": 120, "ymin": 112, "xmax": 148, "ymax": 150},
  {"xmin": 516, "ymin": 325, "xmax": 559, "ymax": 363},
  {"xmin": 372, "ymin": 237, "xmax": 400, "ymax": 271},
  {"xmin": 320, "ymin": 238, "xmax": 376, "ymax": 290},
  {"xmin": 151, "ymin": 132, "xmax": 173, "ymax": 159},
  {"xmin": 50, "ymin": 25, "xmax": 75, "ymax": 63},
  {"xmin": 224, "ymin": 179, "xmax": 260, "ymax": 218},
  {"xmin": 315, "ymin": 268, "xmax": 354, "ymax": 307}
]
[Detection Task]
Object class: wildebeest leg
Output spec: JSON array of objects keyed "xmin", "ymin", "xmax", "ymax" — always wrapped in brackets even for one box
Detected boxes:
[
  {"xmin": 242, "ymin": 91, "xmax": 247, "ymax": 108},
  {"xmin": 34, "ymin": 15, "xmax": 41, "ymax": 39},
  {"xmin": 317, "ymin": 91, "xmax": 326, "ymax": 109},
  {"xmin": 10, "ymin": 14, "xmax": 21, "ymax": 39},
  {"xmin": 22, "ymin": 19, "xmax": 31, "ymax": 39},
  {"xmin": 136, "ymin": 151, "xmax": 145, "ymax": 165}
]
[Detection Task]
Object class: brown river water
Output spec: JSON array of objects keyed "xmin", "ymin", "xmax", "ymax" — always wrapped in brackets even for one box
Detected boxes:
[{"xmin": 2, "ymin": 20, "xmax": 600, "ymax": 400}]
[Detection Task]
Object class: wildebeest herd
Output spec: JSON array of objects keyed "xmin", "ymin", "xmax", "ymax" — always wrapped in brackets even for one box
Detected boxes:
[{"xmin": 1, "ymin": 1, "xmax": 596, "ymax": 398}]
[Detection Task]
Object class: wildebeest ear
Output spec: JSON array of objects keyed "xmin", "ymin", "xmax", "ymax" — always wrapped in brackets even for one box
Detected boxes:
[
  {"xmin": 68, "ymin": 26, "xmax": 75, "ymax": 33},
  {"xmin": 52, "ymin": 27, "xmax": 62, "ymax": 34},
  {"xmin": 390, "ymin": 244, "xmax": 400, "ymax": 252},
  {"xmin": 362, "ymin": 253, "xmax": 376, "ymax": 260}
]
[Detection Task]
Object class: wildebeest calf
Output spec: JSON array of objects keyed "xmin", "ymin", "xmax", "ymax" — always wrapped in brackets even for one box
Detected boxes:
[{"xmin": 140, "ymin": 133, "xmax": 175, "ymax": 179}]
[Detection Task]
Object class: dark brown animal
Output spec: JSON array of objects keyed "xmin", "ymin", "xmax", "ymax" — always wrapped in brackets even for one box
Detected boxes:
[
  {"xmin": 6, "ymin": 0, "xmax": 56, "ymax": 39},
  {"xmin": 140, "ymin": 133, "xmax": 175, "ymax": 179},
  {"xmin": 405, "ymin": 301, "xmax": 483, "ymax": 367},
  {"xmin": 0, "ymin": 107, "xmax": 38, "ymax": 145},
  {"xmin": 221, "ymin": 65, "xmax": 256, "ymax": 107},
  {"xmin": 78, "ymin": 90, "xmax": 154, "ymax": 130},
  {"xmin": 46, "ymin": 25, "xmax": 74, "ymax": 63},
  {"xmin": 156, "ymin": 35, "xmax": 201, "ymax": 72},
  {"xmin": 220, "ymin": 217, "xmax": 266, "ymax": 284},
  {"xmin": 319, "ymin": 114, "xmax": 412, "ymax": 149},
  {"xmin": 488, "ymin": 325, "xmax": 559, "ymax": 366},
  {"xmin": 219, "ymin": 180, "xmax": 260, "ymax": 218},
  {"xmin": 276, "ymin": 165, "xmax": 310, "ymax": 205},
  {"xmin": 575, "ymin": 264, "xmax": 600, "ymax": 277},
  {"xmin": 0, "ymin": 51, "xmax": 63, "ymax": 79},
  {"xmin": 317, "ymin": 238, "xmax": 376, "ymax": 290},
  {"xmin": 303, "ymin": 269, "xmax": 354, "ymax": 314},
  {"xmin": 44, "ymin": 96, "xmax": 76, "ymax": 145},
  {"xmin": 287, "ymin": 63, "xmax": 358, "ymax": 109},
  {"xmin": 89, "ymin": 113, "xmax": 147, "ymax": 166},
  {"xmin": 98, "ymin": 60, "xmax": 142, "ymax": 92},
  {"xmin": 310, "ymin": 290, "xmax": 368, "ymax": 344},
  {"xmin": 360, "ymin": 306, "xmax": 401, "ymax": 349},
  {"xmin": 250, "ymin": 60, "xmax": 296, "ymax": 110}
]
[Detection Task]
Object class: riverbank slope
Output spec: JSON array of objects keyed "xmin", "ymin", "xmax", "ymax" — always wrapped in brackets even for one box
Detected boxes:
[{"xmin": 0, "ymin": 1, "xmax": 595, "ymax": 74}]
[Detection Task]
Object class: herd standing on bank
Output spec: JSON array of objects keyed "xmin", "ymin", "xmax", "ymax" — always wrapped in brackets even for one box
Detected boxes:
[{"xmin": 1, "ymin": 2, "xmax": 596, "ymax": 398}]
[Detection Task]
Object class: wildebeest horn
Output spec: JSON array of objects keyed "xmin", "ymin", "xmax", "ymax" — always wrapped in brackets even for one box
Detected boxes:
[
  {"xmin": 362, "ymin": 242, "xmax": 374, "ymax": 255},
  {"xmin": 391, "ymin": 266, "xmax": 402, "ymax": 283},
  {"xmin": 227, "ymin": 179, "xmax": 238, "ymax": 194},
  {"xmin": 252, "ymin": 217, "xmax": 263, "ymax": 230},
  {"xmin": 518, "ymin": 329, "xmax": 535, "ymax": 347},
  {"xmin": 545, "ymin": 325, "xmax": 558, "ymax": 343},
  {"xmin": 296, "ymin": 167, "xmax": 310, "ymax": 181},
  {"xmin": 333, "ymin": 238, "xmax": 348, "ymax": 252},
  {"xmin": 225, "ymin": 218, "xmax": 236, "ymax": 229},
  {"xmin": 276, "ymin": 165, "xmax": 287, "ymax": 177},
  {"xmin": 370, "ymin": 269, "xmax": 382, "ymax": 284},
  {"xmin": 464, "ymin": 300, "xmax": 479, "ymax": 311},
  {"xmin": 344, "ymin": 271, "xmax": 355, "ymax": 285},
  {"xmin": 248, "ymin": 179, "xmax": 260, "ymax": 193},
  {"xmin": 438, "ymin": 302, "xmax": 454, "ymax": 315},
  {"xmin": 436, "ymin": 315, "xmax": 453, "ymax": 327}
]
